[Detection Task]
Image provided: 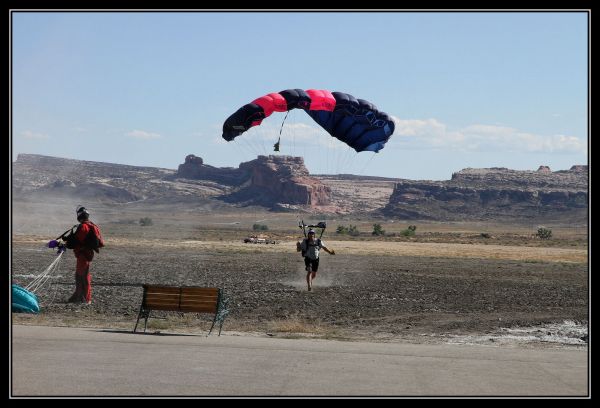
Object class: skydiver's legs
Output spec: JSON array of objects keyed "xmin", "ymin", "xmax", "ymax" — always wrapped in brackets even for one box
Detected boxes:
[
  {"xmin": 304, "ymin": 258, "xmax": 319, "ymax": 291},
  {"xmin": 304, "ymin": 257, "xmax": 313, "ymax": 291},
  {"xmin": 310, "ymin": 259, "xmax": 319, "ymax": 288},
  {"xmin": 75, "ymin": 255, "xmax": 92, "ymax": 303}
]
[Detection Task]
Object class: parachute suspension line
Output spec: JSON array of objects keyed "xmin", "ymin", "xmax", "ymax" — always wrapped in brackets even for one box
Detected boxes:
[
  {"xmin": 246, "ymin": 130, "xmax": 265, "ymax": 156},
  {"xmin": 341, "ymin": 149, "xmax": 358, "ymax": 175},
  {"xmin": 234, "ymin": 137, "xmax": 251, "ymax": 157},
  {"xmin": 357, "ymin": 152, "xmax": 377, "ymax": 176},
  {"xmin": 230, "ymin": 137, "xmax": 248, "ymax": 164},
  {"xmin": 344, "ymin": 147, "xmax": 361, "ymax": 174},
  {"xmin": 325, "ymin": 137, "xmax": 331, "ymax": 175},
  {"xmin": 238, "ymin": 135, "xmax": 261, "ymax": 157},
  {"xmin": 336, "ymin": 145, "xmax": 346, "ymax": 175},
  {"xmin": 345, "ymin": 148, "xmax": 358, "ymax": 174},
  {"xmin": 335, "ymin": 145, "xmax": 351, "ymax": 175},
  {"xmin": 274, "ymin": 110, "xmax": 290, "ymax": 152},
  {"xmin": 251, "ymin": 131, "xmax": 267, "ymax": 157},
  {"xmin": 25, "ymin": 251, "xmax": 65, "ymax": 293},
  {"xmin": 260, "ymin": 135, "xmax": 269, "ymax": 156},
  {"xmin": 325, "ymin": 134, "xmax": 340, "ymax": 175},
  {"xmin": 290, "ymin": 110, "xmax": 298, "ymax": 157}
]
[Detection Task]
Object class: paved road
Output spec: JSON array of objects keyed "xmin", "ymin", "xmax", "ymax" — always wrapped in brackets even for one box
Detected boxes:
[{"xmin": 10, "ymin": 325, "xmax": 588, "ymax": 397}]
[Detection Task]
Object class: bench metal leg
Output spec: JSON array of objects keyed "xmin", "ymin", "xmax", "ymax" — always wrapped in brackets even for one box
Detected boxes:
[
  {"xmin": 134, "ymin": 308, "xmax": 151, "ymax": 334},
  {"xmin": 143, "ymin": 310, "xmax": 151, "ymax": 333},
  {"xmin": 133, "ymin": 305, "xmax": 145, "ymax": 333},
  {"xmin": 214, "ymin": 293, "xmax": 229, "ymax": 336},
  {"xmin": 207, "ymin": 313, "xmax": 217, "ymax": 337}
]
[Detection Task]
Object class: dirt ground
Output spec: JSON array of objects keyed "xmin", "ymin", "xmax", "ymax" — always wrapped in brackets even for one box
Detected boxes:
[{"xmin": 11, "ymin": 211, "xmax": 588, "ymax": 346}]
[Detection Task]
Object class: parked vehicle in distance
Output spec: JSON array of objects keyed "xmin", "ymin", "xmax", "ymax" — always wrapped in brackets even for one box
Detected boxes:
[{"xmin": 243, "ymin": 235, "xmax": 276, "ymax": 244}]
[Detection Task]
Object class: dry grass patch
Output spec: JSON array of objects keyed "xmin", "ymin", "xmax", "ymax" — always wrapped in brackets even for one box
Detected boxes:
[{"xmin": 13, "ymin": 235, "xmax": 586, "ymax": 264}]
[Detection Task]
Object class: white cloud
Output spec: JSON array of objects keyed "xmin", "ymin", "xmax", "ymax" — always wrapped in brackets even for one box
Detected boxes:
[
  {"xmin": 125, "ymin": 130, "xmax": 161, "ymax": 140},
  {"xmin": 389, "ymin": 117, "xmax": 586, "ymax": 154},
  {"xmin": 20, "ymin": 130, "xmax": 49, "ymax": 140},
  {"xmin": 391, "ymin": 116, "xmax": 446, "ymax": 138}
]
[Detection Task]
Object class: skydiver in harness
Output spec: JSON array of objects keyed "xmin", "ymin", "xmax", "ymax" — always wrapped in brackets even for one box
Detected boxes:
[{"xmin": 298, "ymin": 223, "xmax": 335, "ymax": 291}]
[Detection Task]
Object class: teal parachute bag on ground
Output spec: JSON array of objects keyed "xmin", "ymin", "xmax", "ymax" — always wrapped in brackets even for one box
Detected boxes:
[
  {"xmin": 12, "ymin": 284, "xmax": 40, "ymax": 314},
  {"xmin": 12, "ymin": 238, "xmax": 67, "ymax": 314}
]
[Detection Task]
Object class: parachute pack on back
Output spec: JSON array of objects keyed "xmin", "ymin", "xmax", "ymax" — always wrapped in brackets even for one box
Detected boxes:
[
  {"xmin": 63, "ymin": 222, "xmax": 104, "ymax": 252},
  {"xmin": 83, "ymin": 222, "xmax": 104, "ymax": 252}
]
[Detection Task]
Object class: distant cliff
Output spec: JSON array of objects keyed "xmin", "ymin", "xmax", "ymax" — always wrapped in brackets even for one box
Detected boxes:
[
  {"xmin": 382, "ymin": 165, "xmax": 588, "ymax": 221},
  {"xmin": 13, "ymin": 154, "xmax": 588, "ymax": 221}
]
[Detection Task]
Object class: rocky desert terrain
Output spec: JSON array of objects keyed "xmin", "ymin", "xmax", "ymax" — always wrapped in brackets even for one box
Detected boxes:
[{"xmin": 11, "ymin": 154, "xmax": 589, "ymax": 347}]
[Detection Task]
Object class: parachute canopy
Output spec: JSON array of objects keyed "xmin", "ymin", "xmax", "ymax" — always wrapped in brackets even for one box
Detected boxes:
[{"xmin": 222, "ymin": 89, "xmax": 395, "ymax": 153}]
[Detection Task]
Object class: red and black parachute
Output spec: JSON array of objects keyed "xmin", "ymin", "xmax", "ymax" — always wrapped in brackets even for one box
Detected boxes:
[{"xmin": 222, "ymin": 89, "xmax": 395, "ymax": 153}]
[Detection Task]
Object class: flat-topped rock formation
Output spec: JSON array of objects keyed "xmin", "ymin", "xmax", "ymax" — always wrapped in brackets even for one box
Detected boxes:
[{"xmin": 382, "ymin": 165, "xmax": 588, "ymax": 221}]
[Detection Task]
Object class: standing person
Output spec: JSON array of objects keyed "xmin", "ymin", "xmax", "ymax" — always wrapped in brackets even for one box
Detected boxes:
[
  {"xmin": 299, "ymin": 229, "xmax": 335, "ymax": 291},
  {"xmin": 66, "ymin": 206, "xmax": 104, "ymax": 304}
]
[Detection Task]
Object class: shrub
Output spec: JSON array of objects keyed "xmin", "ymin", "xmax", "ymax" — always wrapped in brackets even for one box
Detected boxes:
[
  {"xmin": 536, "ymin": 227, "xmax": 552, "ymax": 240},
  {"xmin": 336, "ymin": 224, "xmax": 359, "ymax": 236},
  {"xmin": 336, "ymin": 225, "xmax": 348, "ymax": 234},
  {"xmin": 253, "ymin": 224, "xmax": 269, "ymax": 231},
  {"xmin": 400, "ymin": 228, "xmax": 415, "ymax": 237},
  {"xmin": 399, "ymin": 225, "xmax": 417, "ymax": 237},
  {"xmin": 372, "ymin": 223, "xmax": 385, "ymax": 236},
  {"xmin": 139, "ymin": 217, "xmax": 153, "ymax": 226},
  {"xmin": 348, "ymin": 225, "xmax": 360, "ymax": 236}
]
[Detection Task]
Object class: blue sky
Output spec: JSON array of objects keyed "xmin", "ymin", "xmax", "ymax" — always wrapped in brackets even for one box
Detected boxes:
[{"xmin": 11, "ymin": 11, "xmax": 588, "ymax": 180}]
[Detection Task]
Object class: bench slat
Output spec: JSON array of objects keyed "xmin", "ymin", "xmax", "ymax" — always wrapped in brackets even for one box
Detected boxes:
[
  {"xmin": 144, "ymin": 295, "xmax": 180, "ymax": 305},
  {"xmin": 145, "ymin": 304, "xmax": 186, "ymax": 311},
  {"xmin": 181, "ymin": 288, "xmax": 219, "ymax": 295},
  {"xmin": 145, "ymin": 287, "xmax": 219, "ymax": 295},
  {"xmin": 144, "ymin": 285, "xmax": 181, "ymax": 294},
  {"xmin": 180, "ymin": 299, "xmax": 218, "ymax": 304},
  {"xmin": 145, "ymin": 293, "xmax": 180, "ymax": 299},
  {"xmin": 180, "ymin": 296, "xmax": 218, "ymax": 302},
  {"xmin": 144, "ymin": 298, "xmax": 181, "ymax": 306}
]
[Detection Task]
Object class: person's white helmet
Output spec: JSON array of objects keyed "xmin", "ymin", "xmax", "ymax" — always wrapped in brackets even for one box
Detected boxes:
[{"xmin": 76, "ymin": 206, "xmax": 90, "ymax": 221}]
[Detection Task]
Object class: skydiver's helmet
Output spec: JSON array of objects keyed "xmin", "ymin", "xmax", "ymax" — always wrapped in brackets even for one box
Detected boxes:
[
  {"xmin": 307, "ymin": 229, "xmax": 316, "ymax": 236},
  {"xmin": 76, "ymin": 206, "xmax": 90, "ymax": 222}
]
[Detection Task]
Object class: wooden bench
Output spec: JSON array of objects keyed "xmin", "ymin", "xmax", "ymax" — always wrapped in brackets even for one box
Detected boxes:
[{"xmin": 133, "ymin": 285, "xmax": 229, "ymax": 336}]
